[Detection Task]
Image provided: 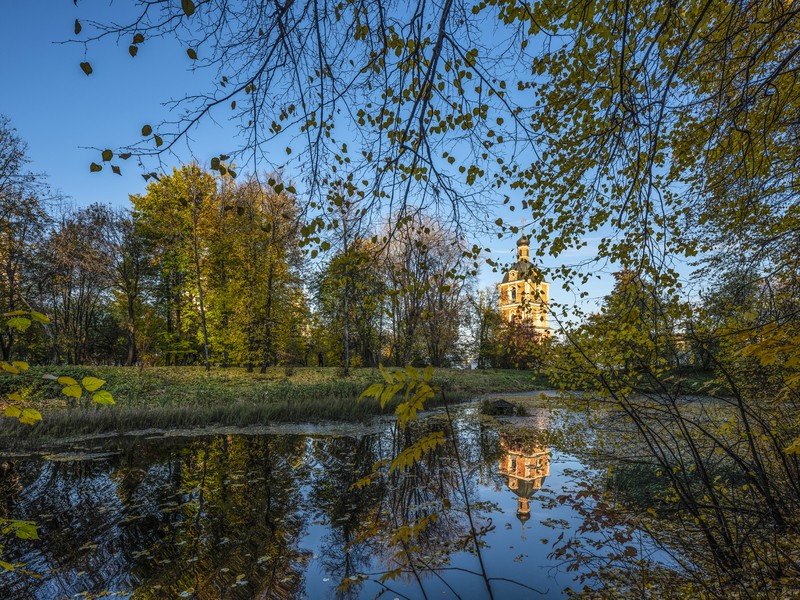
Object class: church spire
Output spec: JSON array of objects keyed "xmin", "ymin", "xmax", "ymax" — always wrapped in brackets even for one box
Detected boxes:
[{"xmin": 516, "ymin": 230, "xmax": 530, "ymax": 262}]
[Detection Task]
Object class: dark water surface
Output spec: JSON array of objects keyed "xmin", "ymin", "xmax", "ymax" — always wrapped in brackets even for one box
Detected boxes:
[{"xmin": 0, "ymin": 408, "xmax": 618, "ymax": 599}]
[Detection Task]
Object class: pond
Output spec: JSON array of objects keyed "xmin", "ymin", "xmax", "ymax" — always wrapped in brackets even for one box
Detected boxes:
[{"xmin": 0, "ymin": 404, "xmax": 662, "ymax": 599}]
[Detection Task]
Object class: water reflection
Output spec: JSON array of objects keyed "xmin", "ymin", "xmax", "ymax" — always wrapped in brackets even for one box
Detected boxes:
[
  {"xmin": 0, "ymin": 411, "xmax": 607, "ymax": 599},
  {"xmin": 498, "ymin": 433, "xmax": 550, "ymax": 534}
]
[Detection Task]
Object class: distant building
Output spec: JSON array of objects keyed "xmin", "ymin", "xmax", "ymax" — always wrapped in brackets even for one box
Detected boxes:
[{"xmin": 498, "ymin": 233, "xmax": 550, "ymax": 335}]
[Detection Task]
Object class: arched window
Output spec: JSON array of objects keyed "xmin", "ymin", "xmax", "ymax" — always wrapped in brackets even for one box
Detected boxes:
[{"xmin": 511, "ymin": 288, "xmax": 517, "ymax": 302}]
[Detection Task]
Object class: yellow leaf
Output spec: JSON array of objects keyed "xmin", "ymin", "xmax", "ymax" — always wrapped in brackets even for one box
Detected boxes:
[
  {"xmin": 62, "ymin": 385, "xmax": 83, "ymax": 399},
  {"xmin": 4, "ymin": 406, "xmax": 21, "ymax": 418},
  {"xmin": 7, "ymin": 392, "xmax": 22, "ymax": 402},
  {"xmin": 11, "ymin": 361, "xmax": 28, "ymax": 371},
  {"xmin": 380, "ymin": 382, "xmax": 404, "ymax": 408},
  {"xmin": 358, "ymin": 383, "xmax": 384, "ymax": 401},
  {"xmin": 20, "ymin": 408, "xmax": 42, "ymax": 423},
  {"xmin": 0, "ymin": 362, "xmax": 19, "ymax": 374},
  {"xmin": 58, "ymin": 376, "xmax": 78, "ymax": 386},
  {"xmin": 93, "ymin": 391, "xmax": 115, "ymax": 405},
  {"xmin": 82, "ymin": 377, "xmax": 106, "ymax": 392},
  {"xmin": 785, "ymin": 437, "xmax": 800, "ymax": 455}
]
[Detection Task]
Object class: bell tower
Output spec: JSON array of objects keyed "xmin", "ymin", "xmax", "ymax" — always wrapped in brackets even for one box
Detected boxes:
[{"xmin": 497, "ymin": 232, "xmax": 550, "ymax": 334}]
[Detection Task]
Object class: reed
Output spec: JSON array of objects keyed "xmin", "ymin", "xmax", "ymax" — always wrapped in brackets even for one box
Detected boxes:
[{"xmin": 0, "ymin": 366, "xmax": 547, "ymax": 442}]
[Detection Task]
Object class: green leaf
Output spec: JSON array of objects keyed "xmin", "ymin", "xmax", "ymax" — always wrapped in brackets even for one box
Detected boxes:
[
  {"xmin": 82, "ymin": 377, "xmax": 106, "ymax": 392},
  {"xmin": 57, "ymin": 376, "xmax": 77, "ymax": 386},
  {"xmin": 62, "ymin": 384, "xmax": 83, "ymax": 399},
  {"xmin": 93, "ymin": 390, "xmax": 115, "ymax": 405},
  {"xmin": 4, "ymin": 406, "xmax": 21, "ymax": 418},
  {"xmin": 181, "ymin": 0, "xmax": 196, "ymax": 17},
  {"xmin": 80, "ymin": 62, "xmax": 93, "ymax": 76},
  {"xmin": 187, "ymin": 48, "xmax": 197, "ymax": 60},
  {"xmin": 90, "ymin": 162, "xmax": 102, "ymax": 173},
  {"xmin": 7, "ymin": 316, "xmax": 31, "ymax": 331},
  {"xmin": 0, "ymin": 560, "xmax": 14, "ymax": 571},
  {"xmin": 14, "ymin": 523, "xmax": 39, "ymax": 540},
  {"xmin": 102, "ymin": 149, "xmax": 113, "ymax": 162},
  {"xmin": 30, "ymin": 311, "xmax": 49, "ymax": 324},
  {"xmin": 142, "ymin": 124, "xmax": 152, "ymax": 137}
]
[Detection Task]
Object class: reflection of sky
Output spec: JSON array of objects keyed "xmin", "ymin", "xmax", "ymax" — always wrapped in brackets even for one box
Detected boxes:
[
  {"xmin": 301, "ymin": 447, "xmax": 597, "ymax": 599},
  {"xmin": 0, "ymin": 414, "xmax": 675, "ymax": 599}
]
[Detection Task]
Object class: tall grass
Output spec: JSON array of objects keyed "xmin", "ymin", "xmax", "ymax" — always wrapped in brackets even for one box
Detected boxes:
[{"xmin": 0, "ymin": 366, "xmax": 548, "ymax": 442}]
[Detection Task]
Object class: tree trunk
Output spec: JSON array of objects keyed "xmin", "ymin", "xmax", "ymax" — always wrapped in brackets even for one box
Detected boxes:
[
  {"xmin": 125, "ymin": 295, "xmax": 137, "ymax": 366},
  {"xmin": 260, "ymin": 264, "xmax": 275, "ymax": 373},
  {"xmin": 192, "ymin": 207, "xmax": 211, "ymax": 372}
]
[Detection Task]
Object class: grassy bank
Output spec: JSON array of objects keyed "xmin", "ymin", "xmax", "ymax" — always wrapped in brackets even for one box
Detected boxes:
[{"xmin": 0, "ymin": 366, "xmax": 548, "ymax": 442}]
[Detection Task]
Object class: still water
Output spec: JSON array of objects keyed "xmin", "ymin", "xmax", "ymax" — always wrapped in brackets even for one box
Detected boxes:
[{"xmin": 0, "ymin": 407, "xmax": 626, "ymax": 599}]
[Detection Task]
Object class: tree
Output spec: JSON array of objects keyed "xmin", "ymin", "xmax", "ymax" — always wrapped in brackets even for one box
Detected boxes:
[
  {"xmin": 68, "ymin": 2, "xmax": 800, "ymax": 593},
  {"xmin": 384, "ymin": 213, "xmax": 472, "ymax": 366},
  {"xmin": 236, "ymin": 177, "xmax": 303, "ymax": 372},
  {"xmin": 314, "ymin": 238, "xmax": 385, "ymax": 369},
  {"xmin": 131, "ymin": 165, "xmax": 216, "ymax": 366},
  {"xmin": 467, "ymin": 287, "xmax": 502, "ymax": 368},
  {"xmin": 105, "ymin": 209, "xmax": 154, "ymax": 366},
  {"xmin": 33, "ymin": 204, "xmax": 114, "ymax": 364},
  {"xmin": 0, "ymin": 115, "xmax": 50, "ymax": 360}
]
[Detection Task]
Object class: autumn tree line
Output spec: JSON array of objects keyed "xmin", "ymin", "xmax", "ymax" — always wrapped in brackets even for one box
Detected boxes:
[{"xmin": 1, "ymin": 117, "xmax": 540, "ymax": 371}]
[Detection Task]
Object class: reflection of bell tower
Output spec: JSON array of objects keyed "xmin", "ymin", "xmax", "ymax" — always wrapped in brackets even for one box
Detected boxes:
[{"xmin": 498, "ymin": 434, "xmax": 550, "ymax": 536}]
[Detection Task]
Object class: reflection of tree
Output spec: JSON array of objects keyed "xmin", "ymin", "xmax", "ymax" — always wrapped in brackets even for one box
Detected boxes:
[
  {"xmin": 131, "ymin": 434, "xmax": 311, "ymax": 599},
  {"xmin": 0, "ymin": 435, "xmax": 313, "ymax": 599},
  {"xmin": 308, "ymin": 434, "xmax": 385, "ymax": 598},
  {"xmin": 0, "ymin": 415, "xmax": 555, "ymax": 598},
  {"xmin": 338, "ymin": 415, "xmax": 496, "ymax": 597}
]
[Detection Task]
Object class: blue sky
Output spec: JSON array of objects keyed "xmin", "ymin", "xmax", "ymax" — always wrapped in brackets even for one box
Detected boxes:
[
  {"xmin": 1, "ymin": 1, "xmax": 233, "ymax": 207},
  {"xmin": 1, "ymin": 1, "xmax": 620, "ymax": 310}
]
